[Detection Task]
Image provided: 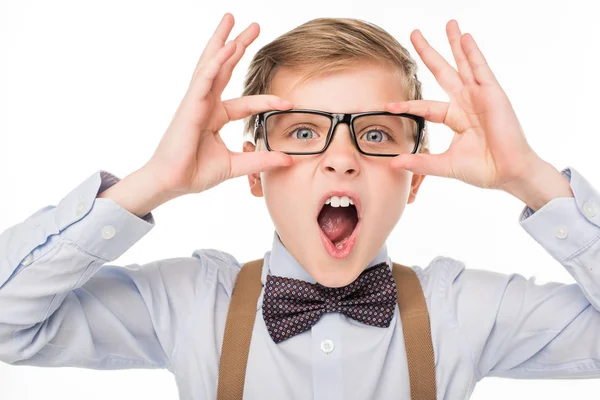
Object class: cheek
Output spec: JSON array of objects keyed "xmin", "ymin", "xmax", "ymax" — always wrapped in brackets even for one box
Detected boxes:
[
  {"xmin": 370, "ymin": 165, "xmax": 412, "ymax": 211},
  {"xmin": 262, "ymin": 157, "xmax": 312, "ymax": 196},
  {"xmin": 369, "ymin": 161, "xmax": 410, "ymax": 188},
  {"xmin": 261, "ymin": 167, "xmax": 311, "ymax": 222},
  {"xmin": 262, "ymin": 168, "xmax": 297, "ymax": 195}
]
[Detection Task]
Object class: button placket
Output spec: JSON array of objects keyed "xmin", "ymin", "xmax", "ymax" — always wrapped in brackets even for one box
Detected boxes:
[{"xmin": 320, "ymin": 339, "xmax": 335, "ymax": 354}]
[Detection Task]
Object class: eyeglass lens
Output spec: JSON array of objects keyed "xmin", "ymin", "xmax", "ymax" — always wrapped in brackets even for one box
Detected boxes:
[{"xmin": 265, "ymin": 112, "xmax": 417, "ymax": 155}]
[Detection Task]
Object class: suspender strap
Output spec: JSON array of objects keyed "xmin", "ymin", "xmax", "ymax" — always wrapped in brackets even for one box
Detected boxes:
[
  {"xmin": 392, "ymin": 262, "xmax": 437, "ymax": 400},
  {"xmin": 217, "ymin": 258, "xmax": 264, "ymax": 400},
  {"xmin": 217, "ymin": 259, "xmax": 436, "ymax": 400}
]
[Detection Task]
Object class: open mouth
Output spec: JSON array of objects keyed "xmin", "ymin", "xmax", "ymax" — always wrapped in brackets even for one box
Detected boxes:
[{"xmin": 317, "ymin": 194, "xmax": 361, "ymax": 259}]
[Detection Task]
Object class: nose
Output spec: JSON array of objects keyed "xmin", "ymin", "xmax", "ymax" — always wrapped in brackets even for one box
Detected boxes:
[{"xmin": 320, "ymin": 123, "xmax": 360, "ymax": 177}]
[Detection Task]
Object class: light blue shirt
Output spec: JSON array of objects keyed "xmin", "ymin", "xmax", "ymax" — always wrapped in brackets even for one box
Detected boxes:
[{"xmin": 1, "ymin": 166, "xmax": 600, "ymax": 399}]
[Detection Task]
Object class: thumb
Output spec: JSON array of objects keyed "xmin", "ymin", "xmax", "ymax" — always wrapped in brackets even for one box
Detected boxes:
[
  {"xmin": 230, "ymin": 150, "xmax": 293, "ymax": 179},
  {"xmin": 390, "ymin": 152, "xmax": 449, "ymax": 178}
]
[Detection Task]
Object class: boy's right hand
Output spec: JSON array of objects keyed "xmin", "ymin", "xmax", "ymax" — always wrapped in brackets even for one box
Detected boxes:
[{"xmin": 143, "ymin": 13, "xmax": 293, "ymax": 197}]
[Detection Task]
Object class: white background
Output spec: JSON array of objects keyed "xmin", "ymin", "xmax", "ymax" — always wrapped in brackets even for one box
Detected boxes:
[{"xmin": 1, "ymin": 0, "xmax": 599, "ymax": 398}]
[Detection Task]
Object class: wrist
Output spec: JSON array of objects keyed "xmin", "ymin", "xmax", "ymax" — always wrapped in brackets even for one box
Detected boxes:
[
  {"xmin": 502, "ymin": 158, "xmax": 573, "ymax": 212},
  {"xmin": 98, "ymin": 167, "xmax": 179, "ymax": 218}
]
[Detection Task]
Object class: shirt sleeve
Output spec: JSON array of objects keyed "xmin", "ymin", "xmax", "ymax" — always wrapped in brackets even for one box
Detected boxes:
[
  {"xmin": 446, "ymin": 166, "xmax": 600, "ymax": 380},
  {"xmin": 0, "ymin": 171, "xmax": 178, "ymax": 370}
]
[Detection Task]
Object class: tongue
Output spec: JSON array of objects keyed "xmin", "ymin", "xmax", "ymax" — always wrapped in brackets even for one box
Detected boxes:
[{"xmin": 318, "ymin": 205, "xmax": 358, "ymax": 244}]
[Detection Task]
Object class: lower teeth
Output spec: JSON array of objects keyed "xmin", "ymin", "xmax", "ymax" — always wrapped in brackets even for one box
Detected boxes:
[{"xmin": 336, "ymin": 244, "xmax": 343, "ymax": 249}]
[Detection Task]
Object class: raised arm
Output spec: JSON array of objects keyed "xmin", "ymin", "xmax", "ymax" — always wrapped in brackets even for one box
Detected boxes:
[
  {"xmin": 0, "ymin": 12, "xmax": 293, "ymax": 370},
  {"xmin": 448, "ymin": 166, "xmax": 600, "ymax": 379},
  {"xmin": 0, "ymin": 168, "xmax": 169, "ymax": 368}
]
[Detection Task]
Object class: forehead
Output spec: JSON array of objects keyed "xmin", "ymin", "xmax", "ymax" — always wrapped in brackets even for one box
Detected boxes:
[{"xmin": 269, "ymin": 63, "xmax": 407, "ymax": 113}]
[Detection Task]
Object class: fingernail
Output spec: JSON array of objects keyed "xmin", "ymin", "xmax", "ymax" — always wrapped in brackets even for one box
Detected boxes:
[{"xmin": 278, "ymin": 99, "xmax": 292, "ymax": 107}]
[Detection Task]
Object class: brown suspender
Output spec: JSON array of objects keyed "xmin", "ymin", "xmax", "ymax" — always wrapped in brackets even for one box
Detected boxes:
[
  {"xmin": 217, "ymin": 259, "xmax": 436, "ymax": 400},
  {"xmin": 393, "ymin": 260, "xmax": 437, "ymax": 400}
]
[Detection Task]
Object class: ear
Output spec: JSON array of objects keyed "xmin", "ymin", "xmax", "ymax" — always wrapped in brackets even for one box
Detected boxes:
[
  {"xmin": 407, "ymin": 148, "xmax": 429, "ymax": 204},
  {"xmin": 243, "ymin": 141, "xmax": 264, "ymax": 197}
]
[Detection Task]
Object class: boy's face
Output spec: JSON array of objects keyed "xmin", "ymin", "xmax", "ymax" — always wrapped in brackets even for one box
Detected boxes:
[{"xmin": 243, "ymin": 62, "xmax": 426, "ymax": 287}]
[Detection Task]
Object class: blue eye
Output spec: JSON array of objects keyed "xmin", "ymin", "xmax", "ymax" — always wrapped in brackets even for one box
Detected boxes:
[
  {"xmin": 362, "ymin": 129, "xmax": 389, "ymax": 142},
  {"xmin": 293, "ymin": 127, "xmax": 317, "ymax": 140}
]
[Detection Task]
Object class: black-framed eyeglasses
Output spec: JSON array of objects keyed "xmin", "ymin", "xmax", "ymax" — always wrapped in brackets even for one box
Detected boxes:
[{"xmin": 253, "ymin": 109, "xmax": 425, "ymax": 157}]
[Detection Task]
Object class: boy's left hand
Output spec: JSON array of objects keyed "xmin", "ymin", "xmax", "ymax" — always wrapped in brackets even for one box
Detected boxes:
[{"xmin": 386, "ymin": 20, "xmax": 573, "ymax": 210}]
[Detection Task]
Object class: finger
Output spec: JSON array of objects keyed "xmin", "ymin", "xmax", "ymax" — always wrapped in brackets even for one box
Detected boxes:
[
  {"xmin": 385, "ymin": 100, "xmax": 449, "ymax": 124},
  {"xmin": 410, "ymin": 29, "xmax": 463, "ymax": 94},
  {"xmin": 191, "ymin": 13, "xmax": 235, "ymax": 82},
  {"xmin": 212, "ymin": 22, "xmax": 260, "ymax": 95},
  {"xmin": 446, "ymin": 20, "xmax": 475, "ymax": 85},
  {"xmin": 461, "ymin": 33, "xmax": 499, "ymax": 86},
  {"xmin": 222, "ymin": 95, "xmax": 293, "ymax": 121},
  {"xmin": 390, "ymin": 152, "xmax": 451, "ymax": 178},
  {"xmin": 192, "ymin": 41, "xmax": 237, "ymax": 99},
  {"xmin": 229, "ymin": 150, "xmax": 293, "ymax": 179}
]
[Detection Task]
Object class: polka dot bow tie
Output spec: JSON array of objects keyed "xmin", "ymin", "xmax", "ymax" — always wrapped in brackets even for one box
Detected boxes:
[{"xmin": 262, "ymin": 262, "xmax": 397, "ymax": 343}]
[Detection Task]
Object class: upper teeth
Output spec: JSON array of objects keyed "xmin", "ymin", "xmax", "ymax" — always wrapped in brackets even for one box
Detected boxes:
[{"xmin": 325, "ymin": 195, "xmax": 354, "ymax": 207}]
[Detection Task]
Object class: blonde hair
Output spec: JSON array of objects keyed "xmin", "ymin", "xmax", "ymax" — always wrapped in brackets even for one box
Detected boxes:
[{"xmin": 241, "ymin": 17, "xmax": 429, "ymax": 153}]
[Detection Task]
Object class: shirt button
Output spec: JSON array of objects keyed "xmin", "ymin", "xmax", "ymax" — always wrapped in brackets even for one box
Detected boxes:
[
  {"xmin": 583, "ymin": 201, "xmax": 596, "ymax": 218},
  {"xmin": 101, "ymin": 225, "xmax": 116, "ymax": 240},
  {"xmin": 21, "ymin": 253, "xmax": 33, "ymax": 266},
  {"xmin": 320, "ymin": 339, "xmax": 334, "ymax": 354},
  {"xmin": 554, "ymin": 225, "xmax": 569, "ymax": 239},
  {"xmin": 75, "ymin": 202, "xmax": 87, "ymax": 218}
]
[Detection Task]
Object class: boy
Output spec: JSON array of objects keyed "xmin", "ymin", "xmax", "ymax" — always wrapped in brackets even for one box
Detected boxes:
[{"xmin": 1, "ymin": 11, "xmax": 599, "ymax": 400}]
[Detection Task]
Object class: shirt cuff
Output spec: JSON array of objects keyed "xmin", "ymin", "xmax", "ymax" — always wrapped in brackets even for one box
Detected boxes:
[
  {"xmin": 519, "ymin": 166, "xmax": 600, "ymax": 262},
  {"xmin": 57, "ymin": 170, "xmax": 155, "ymax": 261},
  {"xmin": 1, "ymin": 171, "xmax": 155, "ymax": 286}
]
